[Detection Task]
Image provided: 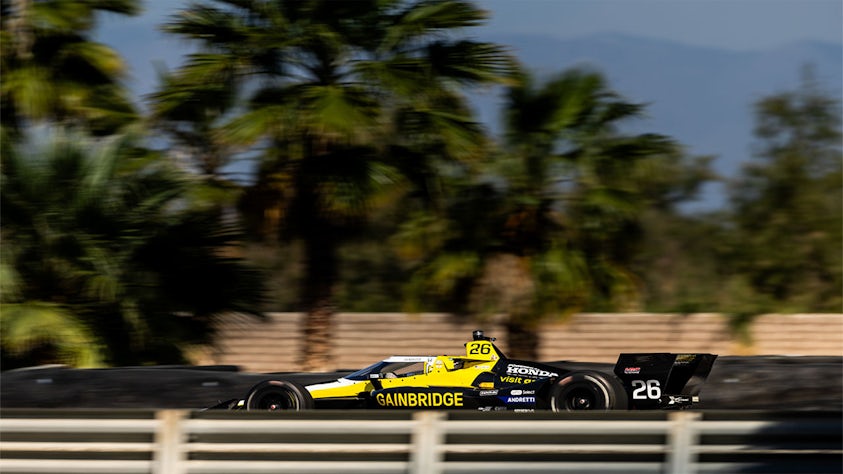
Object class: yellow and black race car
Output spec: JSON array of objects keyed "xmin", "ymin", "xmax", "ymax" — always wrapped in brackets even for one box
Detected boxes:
[{"xmin": 217, "ymin": 330, "xmax": 716, "ymax": 412}]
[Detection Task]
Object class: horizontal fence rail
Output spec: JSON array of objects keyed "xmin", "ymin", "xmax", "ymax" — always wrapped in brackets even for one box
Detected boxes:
[{"xmin": 0, "ymin": 410, "xmax": 840, "ymax": 474}]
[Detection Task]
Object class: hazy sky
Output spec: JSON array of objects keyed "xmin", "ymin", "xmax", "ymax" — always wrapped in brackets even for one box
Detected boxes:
[
  {"xmin": 98, "ymin": 0, "xmax": 842, "ymax": 96},
  {"xmin": 94, "ymin": 0, "xmax": 840, "ymax": 210},
  {"xmin": 475, "ymin": 0, "xmax": 842, "ymax": 51}
]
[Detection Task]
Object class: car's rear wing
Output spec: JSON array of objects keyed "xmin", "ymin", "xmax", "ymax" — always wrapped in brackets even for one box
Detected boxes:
[{"xmin": 613, "ymin": 353, "xmax": 717, "ymax": 409}]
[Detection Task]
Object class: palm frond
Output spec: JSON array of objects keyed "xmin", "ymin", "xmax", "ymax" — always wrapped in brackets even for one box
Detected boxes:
[
  {"xmin": 2, "ymin": 66, "xmax": 57, "ymax": 120},
  {"xmin": 60, "ymin": 40, "xmax": 128, "ymax": 81},
  {"xmin": 219, "ymin": 104, "xmax": 291, "ymax": 145},
  {"xmin": 383, "ymin": 0, "xmax": 488, "ymax": 49},
  {"xmin": 530, "ymin": 246, "xmax": 591, "ymax": 317},
  {"xmin": 2, "ymin": 1, "xmax": 139, "ymax": 133},
  {"xmin": 426, "ymin": 40, "xmax": 517, "ymax": 86},
  {"xmin": 298, "ymin": 84, "xmax": 381, "ymax": 140},
  {"xmin": 2, "ymin": 129, "xmax": 263, "ymax": 366},
  {"xmin": 163, "ymin": 4, "xmax": 251, "ymax": 46},
  {"xmin": 30, "ymin": 1, "xmax": 97, "ymax": 32},
  {"xmin": 402, "ymin": 250, "xmax": 481, "ymax": 312},
  {"xmin": 391, "ymin": 211, "xmax": 450, "ymax": 261},
  {"xmin": 0, "ymin": 302, "xmax": 105, "ymax": 367}
]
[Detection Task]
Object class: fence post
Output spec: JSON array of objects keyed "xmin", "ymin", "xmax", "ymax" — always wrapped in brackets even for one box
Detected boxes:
[
  {"xmin": 409, "ymin": 411, "xmax": 445, "ymax": 474},
  {"xmin": 153, "ymin": 410, "xmax": 186, "ymax": 474},
  {"xmin": 666, "ymin": 411, "xmax": 702, "ymax": 474}
]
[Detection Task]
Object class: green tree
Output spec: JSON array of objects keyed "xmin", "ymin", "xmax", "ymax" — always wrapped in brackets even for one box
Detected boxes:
[
  {"xmin": 726, "ymin": 70, "xmax": 842, "ymax": 313},
  {"xmin": 624, "ymin": 145, "xmax": 719, "ymax": 314},
  {"xmin": 633, "ymin": 210, "xmax": 727, "ymax": 313},
  {"xmin": 1, "ymin": 130, "xmax": 263, "ymax": 368},
  {"xmin": 0, "ymin": 0, "xmax": 140, "ymax": 137},
  {"xmin": 157, "ymin": 0, "xmax": 514, "ymax": 370},
  {"xmin": 397, "ymin": 68, "xmax": 691, "ymax": 357}
]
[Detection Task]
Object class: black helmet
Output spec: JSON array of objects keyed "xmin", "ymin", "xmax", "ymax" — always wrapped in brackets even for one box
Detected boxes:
[{"xmin": 472, "ymin": 330, "xmax": 495, "ymax": 341}]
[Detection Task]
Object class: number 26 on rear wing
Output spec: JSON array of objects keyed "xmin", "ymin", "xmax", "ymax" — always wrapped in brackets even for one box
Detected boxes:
[{"xmin": 613, "ymin": 353, "xmax": 718, "ymax": 409}]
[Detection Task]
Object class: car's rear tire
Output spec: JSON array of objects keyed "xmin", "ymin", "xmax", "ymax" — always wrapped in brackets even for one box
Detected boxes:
[
  {"xmin": 245, "ymin": 380, "xmax": 314, "ymax": 411},
  {"xmin": 550, "ymin": 371, "xmax": 628, "ymax": 411}
]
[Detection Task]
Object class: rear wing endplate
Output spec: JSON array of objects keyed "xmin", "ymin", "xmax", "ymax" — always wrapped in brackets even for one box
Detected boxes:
[{"xmin": 613, "ymin": 353, "xmax": 717, "ymax": 408}]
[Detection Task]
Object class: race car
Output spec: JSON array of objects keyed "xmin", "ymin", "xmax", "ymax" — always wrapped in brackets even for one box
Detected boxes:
[{"xmin": 214, "ymin": 330, "xmax": 716, "ymax": 412}]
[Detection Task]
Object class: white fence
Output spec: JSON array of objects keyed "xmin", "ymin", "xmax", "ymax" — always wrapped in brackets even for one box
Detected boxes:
[{"xmin": 1, "ymin": 410, "xmax": 840, "ymax": 474}]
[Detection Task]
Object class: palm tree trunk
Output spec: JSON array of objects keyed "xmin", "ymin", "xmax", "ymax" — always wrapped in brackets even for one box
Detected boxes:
[
  {"xmin": 10, "ymin": 0, "xmax": 33, "ymax": 59},
  {"xmin": 298, "ymin": 222, "xmax": 338, "ymax": 372},
  {"xmin": 505, "ymin": 320, "xmax": 540, "ymax": 360}
]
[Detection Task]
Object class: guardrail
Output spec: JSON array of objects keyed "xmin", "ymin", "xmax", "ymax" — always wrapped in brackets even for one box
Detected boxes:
[{"xmin": 1, "ymin": 410, "xmax": 840, "ymax": 474}]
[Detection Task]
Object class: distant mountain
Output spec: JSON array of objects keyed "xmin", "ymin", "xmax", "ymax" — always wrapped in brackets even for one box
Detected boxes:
[
  {"xmin": 471, "ymin": 33, "xmax": 843, "ymax": 210},
  {"xmin": 110, "ymin": 24, "xmax": 841, "ymax": 210}
]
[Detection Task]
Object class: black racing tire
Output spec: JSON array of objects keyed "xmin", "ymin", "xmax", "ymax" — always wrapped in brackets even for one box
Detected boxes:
[
  {"xmin": 245, "ymin": 380, "xmax": 315, "ymax": 411},
  {"xmin": 549, "ymin": 370, "xmax": 629, "ymax": 411}
]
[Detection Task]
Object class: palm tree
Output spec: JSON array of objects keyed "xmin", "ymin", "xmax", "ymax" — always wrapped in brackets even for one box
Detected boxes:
[
  {"xmin": 397, "ymin": 68, "xmax": 680, "ymax": 358},
  {"xmin": 1, "ymin": 129, "xmax": 264, "ymax": 367},
  {"xmin": 0, "ymin": 0, "xmax": 140, "ymax": 137},
  {"xmin": 156, "ymin": 0, "xmax": 515, "ymax": 370}
]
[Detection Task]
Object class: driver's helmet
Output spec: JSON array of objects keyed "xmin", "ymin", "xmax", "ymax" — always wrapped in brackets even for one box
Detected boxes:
[{"xmin": 427, "ymin": 356, "xmax": 459, "ymax": 374}]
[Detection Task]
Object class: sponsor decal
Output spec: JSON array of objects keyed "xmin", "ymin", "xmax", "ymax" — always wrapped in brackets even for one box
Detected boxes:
[
  {"xmin": 675, "ymin": 354, "xmax": 697, "ymax": 364},
  {"xmin": 624, "ymin": 367, "xmax": 641, "ymax": 375},
  {"xmin": 479, "ymin": 390, "xmax": 498, "ymax": 396},
  {"xmin": 375, "ymin": 392, "xmax": 463, "ymax": 408},
  {"xmin": 509, "ymin": 389, "xmax": 536, "ymax": 397},
  {"xmin": 501, "ymin": 396, "xmax": 536, "ymax": 404},
  {"xmin": 506, "ymin": 364, "xmax": 558, "ymax": 378},
  {"xmin": 507, "ymin": 389, "xmax": 537, "ymax": 396},
  {"xmin": 499, "ymin": 376, "xmax": 534, "ymax": 384}
]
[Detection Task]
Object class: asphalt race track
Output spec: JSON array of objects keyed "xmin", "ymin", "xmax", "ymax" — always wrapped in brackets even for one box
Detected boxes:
[{"xmin": 1, "ymin": 356, "xmax": 840, "ymax": 410}]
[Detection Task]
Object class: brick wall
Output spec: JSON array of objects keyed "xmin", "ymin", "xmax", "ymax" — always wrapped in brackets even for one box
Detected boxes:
[{"xmin": 198, "ymin": 313, "xmax": 843, "ymax": 373}]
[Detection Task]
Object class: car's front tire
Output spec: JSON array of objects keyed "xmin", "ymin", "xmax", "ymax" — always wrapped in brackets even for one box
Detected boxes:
[
  {"xmin": 245, "ymin": 380, "xmax": 314, "ymax": 411},
  {"xmin": 549, "ymin": 371, "xmax": 628, "ymax": 411}
]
